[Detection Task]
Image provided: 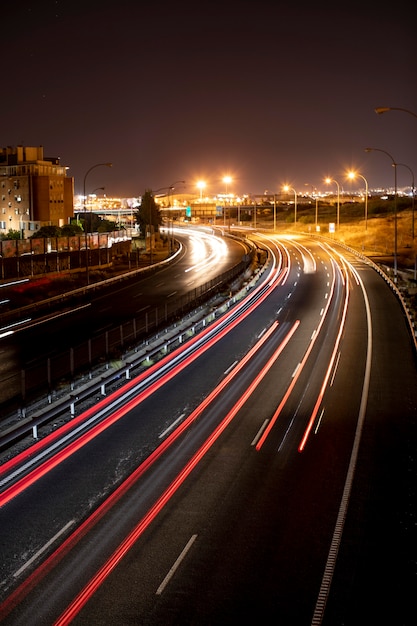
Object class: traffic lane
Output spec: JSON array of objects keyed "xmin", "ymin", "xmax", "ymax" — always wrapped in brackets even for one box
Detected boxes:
[
  {"xmin": 64, "ymin": 297, "xmax": 369, "ymax": 626},
  {"xmin": 0, "ymin": 320, "xmax": 309, "ymax": 624},
  {"xmin": 0, "ymin": 238, "xmax": 334, "ymax": 529},
  {"xmin": 5, "ymin": 302, "xmax": 354, "ymax": 614},
  {"xmin": 67, "ymin": 253, "xmax": 371, "ymax": 625},
  {"xmin": 0, "ymin": 248, "xmax": 333, "ymax": 606},
  {"xmin": 0, "ymin": 305, "xmax": 304, "ymax": 590},
  {"xmin": 8, "ymin": 231, "xmax": 246, "ymax": 353},
  {"xmin": 89, "ymin": 231, "xmax": 248, "ymax": 319},
  {"xmin": 0, "ymin": 231, "xmax": 249, "ymax": 406},
  {"xmin": 323, "ymin": 264, "xmax": 417, "ymax": 626}
]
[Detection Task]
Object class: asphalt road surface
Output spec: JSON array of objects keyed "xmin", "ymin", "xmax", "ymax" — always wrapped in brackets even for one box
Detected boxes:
[{"xmin": 0, "ymin": 234, "xmax": 415, "ymax": 625}]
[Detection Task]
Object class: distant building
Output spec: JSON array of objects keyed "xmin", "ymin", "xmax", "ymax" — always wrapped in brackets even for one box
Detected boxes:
[{"xmin": 0, "ymin": 145, "xmax": 74, "ymax": 238}]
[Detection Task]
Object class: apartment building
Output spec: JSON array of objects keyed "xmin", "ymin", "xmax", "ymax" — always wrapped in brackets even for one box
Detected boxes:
[{"xmin": 0, "ymin": 145, "xmax": 74, "ymax": 238}]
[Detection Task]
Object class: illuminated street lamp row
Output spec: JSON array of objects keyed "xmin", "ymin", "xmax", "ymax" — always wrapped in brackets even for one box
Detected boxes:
[{"xmin": 194, "ymin": 177, "xmax": 233, "ymax": 199}]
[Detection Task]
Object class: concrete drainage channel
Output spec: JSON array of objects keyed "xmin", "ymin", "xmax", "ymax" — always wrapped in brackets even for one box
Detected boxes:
[{"xmin": 0, "ymin": 262, "xmax": 267, "ymax": 460}]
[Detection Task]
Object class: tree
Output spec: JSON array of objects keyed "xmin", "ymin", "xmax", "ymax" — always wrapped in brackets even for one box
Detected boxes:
[
  {"xmin": 29, "ymin": 225, "xmax": 61, "ymax": 238},
  {"xmin": 61, "ymin": 223, "xmax": 83, "ymax": 236},
  {"xmin": 97, "ymin": 219, "xmax": 119, "ymax": 233},
  {"xmin": 0, "ymin": 229, "xmax": 21, "ymax": 240},
  {"xmin": 134, "ymin": 190, "xmax": 163, "ymax": 237}
]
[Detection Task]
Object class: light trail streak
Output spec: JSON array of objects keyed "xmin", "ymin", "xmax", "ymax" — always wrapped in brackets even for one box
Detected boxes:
[
  {"xmin": 0, "ymin": 320, "xmax": 298, "ymax": 620},
  {"xmin": 311, "ymin": 254, "xmax": 373, "ymax": 625},
  {"xmin": 52, "ymin": 321, "xmax": 299, "ymax": 625},
  {"xmin": 0, "ymin": 318, "xmax": 31, "ymax": 337},
  {"xmin": 255, "ymin": 255, "xmax": 339, "ymax": 452},
  {"xmin": 0, "ymin": 251, "xmax": 284, "ymax": 484},
  {"xmin": 298, "ymin": 253, "xmax": 350, "ymax": 451},
  {"xmin": 285, "ymin": 238, "xmax": 317, "ymax": 274},
  {"xmin": 0, "ymin": 319, "xmax": 281, "ymax": 506}
]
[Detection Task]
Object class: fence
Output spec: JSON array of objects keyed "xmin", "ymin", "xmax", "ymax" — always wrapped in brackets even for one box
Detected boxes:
[{"xmin": 0, "ymin": 231, "xmax": 130, "ymax": 280}]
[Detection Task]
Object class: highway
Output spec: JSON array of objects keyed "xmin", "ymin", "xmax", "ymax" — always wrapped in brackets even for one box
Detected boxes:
[
  {"xmin": 0, "ymin": 233, "xmax": 415, "ymax": 625},
  {"xmin": 0, "ymin": 227, "xmax": 250, "ymax": 408}
]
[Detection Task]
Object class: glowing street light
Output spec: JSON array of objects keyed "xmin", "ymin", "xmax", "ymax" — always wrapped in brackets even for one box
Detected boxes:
[
  {"xmin": 375, "ymin": 106, "xmax": 417, "ymax": 119},
  {"xmin": 347, "ymin": 171, "xmax": 368, "ymax": 231},
  {"xmin": 324, "ymin": 177, "xmax": 340, "ymax": 230},
  {"xmin": 365, "ymin": 147, "xmax": 398, "ymax": 279},
  {"xmin": 222, "ymin": 176, "xmax": 232, "ymax": 226},
  {"xmin": 223, "ymin": 175, "xmax": 232, "ymax": 195},
  {"xmin": 197, "ymin": 180, "xmax": 206, "ymax": 201},
  {"xmin": 283, "ymin": 185, "xmax": 297, "ymax": 225}
]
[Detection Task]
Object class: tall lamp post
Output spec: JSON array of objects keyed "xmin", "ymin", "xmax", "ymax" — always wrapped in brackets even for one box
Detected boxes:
[
  {"xmin": 283, "ymin": 185, "xmax": 297, "ymax": 226},
  {"xmin": 167, "ymin": 180, "xmax": 185, "ymax": 252},
  {"xmin": 365, "ymin": 147, "xmax": 398, "ymax": 280},
  {"xmin": 324, "ymin": 177, "xmax": 340, "ymax": 230},
  {"xmin": 397, "ymin": 163, "xmax": 415, "ymax": 239},
  {"xmin": 197, "ymin": 180, "xmax": 206, "ymax": 201},
  {"xmin": 222, "ymin": 176, "xmax": 232, "ymax": 227},
  {"xmin": 152, "ymin": 181, "xmax": 185, "ymax": 256},
  {"xmin": 347, "ymin": 171, "xmax": 368, "ymax": 231},
  {"xmin": 89, "ymin": 186, "xmax": 105, "ymax": 227},
  {"xmin": 167, "ymin": 180, "xmax": 186, "ymax": 207},
  {"xmin": 83, "ymin": 162, "xmax": 112, "ymax": 285}
]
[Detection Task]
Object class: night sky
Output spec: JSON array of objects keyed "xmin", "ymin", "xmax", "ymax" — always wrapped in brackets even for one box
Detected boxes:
[{"xmin": 2, "ymin": 0, "xmax": 416, "ymax": 198}]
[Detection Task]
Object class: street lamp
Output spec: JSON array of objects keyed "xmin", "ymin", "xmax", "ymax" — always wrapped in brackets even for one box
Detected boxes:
[
  {"xmin": 347, "ymin": 171, "xmax": 368, "ymax": 231},
  {"xmin": 365, "ymin": 147, "xmax": 398, "ymax": 279},
  {"xmin": 375, "ymin": 106, "xmax": 417, "ymax": 119},
  {"xmin": 83, "ymin": 162, "xmax": 112, "ymax": 284},
  {"xmin": 152, "ymin": 181, "xmax": 185, "ymax": 255},
  {"xmin": 223, "ymin": 175, "xmax": 232, "ymax": 195},
  {"xmin": 324, "ymin": 177, "xmax": 340, "ymax": 230},
  {"xmin": 283, "ymin": 185, "xmax": 297, "ymax": 225},
  {"xmin": 165, "ymin": 180, "xmax": 186, "ymax": 212},
  {"xmin": 197, "ymin": 180, "xmax": 206, "ymax": 201},
  {"xmin": 397, "ymin": 163, "xmax": 415, "ymax": 239},
  {"xmin": 166, "ymin": 180, "xmax": 185, "ymax": 252},
  {"xmin": 222, "ymin": 176, "xmax": 232, "ymax": 226}
]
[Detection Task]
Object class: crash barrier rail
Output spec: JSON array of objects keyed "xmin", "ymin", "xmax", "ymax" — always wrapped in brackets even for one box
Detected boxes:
[
  {"xmin": 0, "ymin": 250, "xmax": 266, "ymax": 451},
  {"xmin": 318, "ymin": 236, "xmax": 417, "ymax": 352}
]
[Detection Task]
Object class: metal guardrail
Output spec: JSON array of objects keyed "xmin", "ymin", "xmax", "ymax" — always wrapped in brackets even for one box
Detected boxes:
[
  {"xmin": 320, "ymin": 235, "xmax": 417, "ymax": 352},
  {"xmin": 0, "ymin": 256, "xmax": 266, "ymax": 451}
]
